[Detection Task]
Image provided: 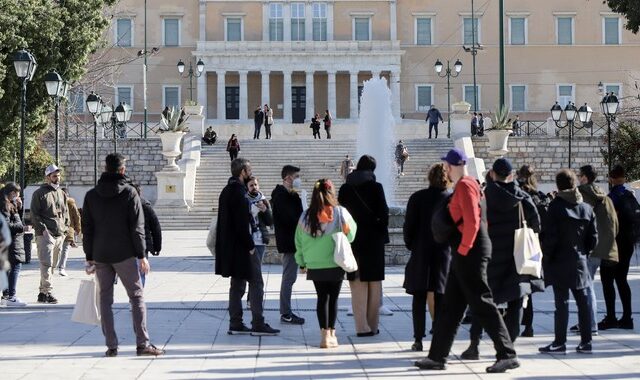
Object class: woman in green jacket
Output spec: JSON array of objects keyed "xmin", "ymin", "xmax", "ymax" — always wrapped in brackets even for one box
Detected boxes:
[{"xmin": 295, "ymin": 178, "xmax": 357, "ymax": 348}]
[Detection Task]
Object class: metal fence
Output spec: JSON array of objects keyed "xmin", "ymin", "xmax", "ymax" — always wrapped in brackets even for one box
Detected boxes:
[
  {"xmin": 44, "ymin": 122, "xmax": 162, "ymax": 140},
  {"xmin": 511, "ymin": 120, "xmax": 612, "ymax": 138}
]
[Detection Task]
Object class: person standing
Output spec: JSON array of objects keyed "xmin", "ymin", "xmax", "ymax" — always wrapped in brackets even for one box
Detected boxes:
[
  {"xmin": 426, "ymin": 105, "xmax": 443, "ymax": 139},
  {"xmin": 338, "ymin": 155, "xmax": 389, "ymax": 337},
  {"xmin": 470, "ymin": 112, "xmax": 479, "ymax": 136},
  {"xmin": 271, "ymin": 165, "xmax": 306, "ymax": 325},
  {"xmin": 1, "ymin": 183, "xmax": 27, "ymax": 307},
  {"xmin": 254, "ymin": 106, "xmax": 264, "ymax": 139},
  {"xmin": 295, "ymin": 179, "xmax": 357, "ymax": 348},
  {"xmin": 216, "ymin": 158, "xmax": 280, "ymax": 336},
  {"xmin": 599, "ymin": 165, "xmax": 638, "ymax": 330},
  {"xmin": 56, "ymin": 188, "xmax": 81, "ymax": 277},
  {"xmin": 246, "ymin": 176, "xmax": 273, "ymax": 269},
  {"xmin": 82, "ymin": 153, "xmax": 164, "ymax": 357},
  {"xmin": 340, "ymin": 155, "xmax": 355, "ymax": 182},
  {"xmin": 226, "ymin": 134, "xmax": 240, "ymax": 162},
  {"xmin": 323, "ymin": 110, "xmax": 332, "ymax": 139},
  {"xmin": 403, "ymin": 164, "xmax": 452, "ymax": 351},
  {"xmin": 264, "ymin": 104, "xmax": 274, "ymax": 139},
  {"xmin": 132, "ymin": 184, "xmax": 162, "ymax": 287},
  {"xmin": 395, "ymin": 141, "xmax": 409, "ymax": 176},
  {"xmin": 539, "ymin": 169, "xmax": 597, "ymax": 354},
  {"xmin": 311, "ymin": 114, "xmax": 321, "ymax": 139},
  {"xmin": 572, "ymin": 165, "xmax": 618, "ymax": 336},
  {"xmin": 414, "ymin": 148, "xmax": 519, "ymax": 373},
  {"xmin": 478, "ymin": 113, "xmax": 485, "ymax": 136},
  {"xmin": 30, "ymin": 164, "xmax": 69, "ymax": 304}
]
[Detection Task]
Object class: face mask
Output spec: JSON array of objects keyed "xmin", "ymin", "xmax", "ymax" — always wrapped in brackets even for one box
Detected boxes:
[
  {"xmin": 292, "ymin": 178, "xmax": 302, "ymax": 190},
  {"xmin": 50, "ymin": 183, "xmax": 60, "ymax": 190},
  {"xmin": 12, "ymin": 196, "xmax": 19, "ymax": 202}
]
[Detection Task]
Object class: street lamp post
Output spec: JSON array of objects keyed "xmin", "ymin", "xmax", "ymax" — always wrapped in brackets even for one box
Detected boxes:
[
  {"xmin": 600, "ymin": 92, "xmax": 619, "ymax": 179},
  {"xmin": 99, "ymin": 102, "xmax": 133, "ymax": 154},
  {"xmin": 44, "ymin": 70, "xmax": 66, "ymax": 166},
  {"xmin": 550, "ymin": 101, "xmax": 592, "ymax": 168},
  {"xmin": 85, "ymin": 92, "xmax": 102, "ymax": 186},
  {"xmin": 434, "ymin": 59, "xmax": 463, "ymax": 138},
  {"xmin": 12, "ymin": 49, "xmax": 37, "ymax": 218},
  {"xmin": 177, "ymin": 58, "xmax": 205, "ymax": 102}
]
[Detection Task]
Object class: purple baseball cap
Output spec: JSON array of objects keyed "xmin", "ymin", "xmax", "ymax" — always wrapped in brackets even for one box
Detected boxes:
[{"xmin": 441, "ymin": 148, "xmax": 467, "ymax": 166}]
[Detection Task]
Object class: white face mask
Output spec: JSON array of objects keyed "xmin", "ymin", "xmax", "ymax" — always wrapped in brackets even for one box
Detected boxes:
[{"xmin": 292, "ymin": 178, "xmax": 302, "ymax": 190}]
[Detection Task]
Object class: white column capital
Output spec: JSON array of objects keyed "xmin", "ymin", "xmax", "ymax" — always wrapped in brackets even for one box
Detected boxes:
[
  {"xmin": 260, "ymin": 70, "xmax": 271, "ymax": 76},
  {"xmin": 238, "ymin": 70, "xmax": 249, "ymax": 77}
]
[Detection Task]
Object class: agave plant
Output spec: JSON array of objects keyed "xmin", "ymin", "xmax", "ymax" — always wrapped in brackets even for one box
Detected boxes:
[
  {"xmin": 159, "ymin": 106, "xmax": 190, "ymax": 133},
  {"xmin": 488, "ymin": 105, "xmax": 512, "ymax": 131}
]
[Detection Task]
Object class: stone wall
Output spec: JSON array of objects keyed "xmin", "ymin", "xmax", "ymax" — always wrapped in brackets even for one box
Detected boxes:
[
  {"xmin": 472, "ymin": 136, "xmax": 608, "ymax": 182},
  {"xmin": 43, "ymin": 138, "xmax": 164, "ymax": 186}
]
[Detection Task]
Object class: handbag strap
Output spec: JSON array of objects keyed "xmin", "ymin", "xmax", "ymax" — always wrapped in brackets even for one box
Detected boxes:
[
  {"xmin": 518, "ymin": 202, "xmax": 527, "ymax": 228},
  {"xmin": 350, "ymin": 185, "xmax": 376, "ymax": 220},
  {"xmin": 334, "ymin": 206, "xmax": 345, "ymax": 234}
]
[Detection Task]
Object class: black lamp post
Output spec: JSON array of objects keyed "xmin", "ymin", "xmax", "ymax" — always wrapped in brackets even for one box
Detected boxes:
[
  {"xmin": 99, "ymin": 101, "xmax": 132, "ymax": 154},
  {"xmin": 12, "ymin": 49, "xmax": 37, "ymax": 217},
  {"xmin": 177, "ymin": 58, "xmax": 205, "ymax": 102},
  {"xmin": 550, "ymin": 101, "xmax": 592, "ymax": 168},
  {"xmin": 434, "ymin": 58, "xmax": 463, "ymax": 138},
  {"xmin": 85, "ymin": 92, "xmax": 102, "ymax": 186},
  {"xmin": 44, "ymin": 70, "xmax": 66, "ymax": 166},
  {"xmin": 600, "ymin": 92, "xmax": 619, "ymax": 180}
]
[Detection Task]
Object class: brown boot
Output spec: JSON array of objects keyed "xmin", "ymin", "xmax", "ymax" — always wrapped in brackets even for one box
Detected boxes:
[
  {"xmin": 320, "ymin": 328, "xmax": 329, "ymax": 348},
  {"xmin": 328, "ymin": 328, "xmax": 339, "ymax": 348}
]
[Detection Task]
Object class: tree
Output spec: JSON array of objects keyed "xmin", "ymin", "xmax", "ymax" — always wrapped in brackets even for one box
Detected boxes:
[
  {"xmin": 603, "ymin": 121, "xmax": 640, "ymax": 181},
  {"xmin": 606, "ymin": 0, "xmax": 640, "ymax": 34},
  {"xmin": 0, "ymin": 0, "xmax": 116, "ymax": 184}
]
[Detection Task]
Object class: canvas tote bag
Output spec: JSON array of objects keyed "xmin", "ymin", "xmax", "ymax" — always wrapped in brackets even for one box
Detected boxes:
[
  {"xmin": 71, "ymin": 278, "xmax": 101, "ymax": 326},
  {"xmin": 332, "ymin": 206, "xmax": 358, "ymax": 273},
  {"xmin": 513, "ymin": 202, "xmax": 543, "ymax": 278}
]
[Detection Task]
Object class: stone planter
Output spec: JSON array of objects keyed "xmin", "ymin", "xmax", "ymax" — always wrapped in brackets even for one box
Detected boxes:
[
  {"xmin": 183, "ymin": 105, "xmax": 203, "ymax": 116},
  {"xmin": 451, "ymin": 101, "xmax": 471, "ymax": 114},
  {"xmin": 159, "ymin": 131, "xmax": 186, "ymax": 171},
  {"xmin": 486, "ymin": 129, "xmax": 512, "ymax": 157}
]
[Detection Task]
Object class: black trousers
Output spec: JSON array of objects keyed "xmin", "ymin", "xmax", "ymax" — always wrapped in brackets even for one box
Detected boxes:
[
  {"xmin": 412, "ymin": 291, "xmax": 443, "ymax": 340},
  {"xmin": 521, "ymin": 295, "xmax": 534, "ymax": 328},
  {"xmin": 552, "ymin": 285, "xmax": 592, "ymax": 345},
  {"xmin": 229, "ymin": 150, "xmax": 238, "ymax": 161},
  {"xmin": 469, "ymin": 297, "xmax": 523, "ymax": 343},
  {"xmin": 253, "ymin": 123, "xmax": 262, "ymax": 139},
  {"xmin": 428, "ymin": 251, "xmax": 516, "ymax": 362},
  {"xmin": 600, "ymin": 239, "xmax": 634, "ymax": 320},
  {"xmin": 265, "ymin": 124, "xmax": 272, "ymax": 139},
  {"xmin": 313, "ymin": 129, "xmax": 321, "ymax": 139},
  {"xmin": 313, "ymin": 280, "xmax": 342, "ymax": 329},
  {"xmin": 325, "ymin": 127, "xmax": 331, "ymax": 139},
  {"xmin": 429, "ymin": 123, "xmax": 439, "ymax": 138}
]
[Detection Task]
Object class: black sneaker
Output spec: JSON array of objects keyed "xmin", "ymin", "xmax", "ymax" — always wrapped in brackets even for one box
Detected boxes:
[
  {"xmin": 37, "ymin": 293, "xmax": 58, "ymax": 304},
  {"xmin": 598, "ymin": 317, "xmax": 619, "ymax": 330},
  {"xmin": 37, "ymin": 292, "xmax": 46, "ymax": 303},
  {"xmin": 105, "ymin": 348, "xmax": 118, "ymax": 357},
  {"xmin": 617, "ymin": 318, "xmax": 634, "ymax": 330},
  {"xmin": 460, "ymin": 343, "xmax": 479, "ymax": 360},
  {"xmin": 280, "ymin": 313, "xmax": 305, "ymax": 325},
  {"xmin": 136, "ymin": 344, "xmax": 165, "ymax": 356},
  {"xmin": 520, "ymin": 326, "xmax": 534, "ymax": 337},
  {"xmin": 576, "ymin": 342, "xmax": 592, "ymax": 354},
  {"xmin": 538, "ymin": 342, "xmax": 567, "ymax": 355},
  {"xmin": 411, "ymin": 340, "xmax": 423, "ymax": 352},
  {"xmin": 251, "ymin": 323, "xmax": 280, "ymax": 336},
  {"xmin": 414, "ymin": 357, "xmax": 446, "ymax": 370},
  {"xmin": 228, "ymin": 324, "xmax": 252, "ymax": 335},
  {"xmin": 486, "ymin": 358, "xmax": 520, "ymax": 373},
  {"xmin": 569, "ymin": 324, "xmax": 580, "ymax": 332}
]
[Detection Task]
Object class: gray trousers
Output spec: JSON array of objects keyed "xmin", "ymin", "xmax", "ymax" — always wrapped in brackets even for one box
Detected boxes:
[
  {"xmin": 280, "ymin": 253, "xmax": 298, "ymax": 315},
  {"xmin": 586, "ymin": 257, "xmax": 601, "ymax": 331},
  {"xmin": 36, "ymin": 234, "xmax": 64, "ymax": 293},
  {"xmin": 95, "ymin": 257, "xmax": 149, "ymax": 350},
  {"xmin": 57, "ymin": 240, "xmax": 72, "ymax": 270},
  {"xmin": 229, "ymin": 246, "xmax": 265, "ymax": 327}
]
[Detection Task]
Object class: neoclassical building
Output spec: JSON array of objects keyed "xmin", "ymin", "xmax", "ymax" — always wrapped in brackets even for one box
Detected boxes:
[{"xmin": 77, "ymin": 0, "xmax": 640, "ymax": 124}]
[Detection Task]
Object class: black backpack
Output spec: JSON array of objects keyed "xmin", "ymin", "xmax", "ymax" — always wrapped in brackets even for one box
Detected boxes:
[{"xmin": 620, "ymin": 190, "xmax": 640, "ymax": 243}]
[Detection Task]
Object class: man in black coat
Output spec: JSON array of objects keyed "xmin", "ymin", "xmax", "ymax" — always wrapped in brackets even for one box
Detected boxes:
[
  {"xmin": 539, "ymin": 169, "xmax": 597, "ymax": 355},
  {"xmin": 216, "ymin": 158, "xmax": 279, "ymax": 336},
  {"xmin": 82, "ymin": 153, "xmax": 164, "ymax": 357},
  {"xmin": 254, "ymin": 106, "xmax": 264, "ymax": 139},
  {"xmin": 271, "ymin": 165, "xmax": 305, "ymax": 325},
  {"xmin": 462, "ymin": 158, "xmax": 541, "ymax": 360}
]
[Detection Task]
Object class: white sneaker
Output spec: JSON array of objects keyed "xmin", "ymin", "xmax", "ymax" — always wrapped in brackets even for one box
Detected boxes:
[
  {"xmin": 5, "ymin": 297, "xmax": 27, "ymax": 307},
  {"xmin": 58, "ymin": 269, "xmax": 68, "ymax": 277},
  {"xmin": 379, "ymin": 305, "xmax": 394, "ymax": 316}
]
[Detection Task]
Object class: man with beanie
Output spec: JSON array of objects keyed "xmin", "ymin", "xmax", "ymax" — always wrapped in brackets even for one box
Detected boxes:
[
  {"xmin": 82, "ymin": 153, "xmax": 164, "ymax": 357},
  {"xmin": 415, "ymin": 148, "xmax": 519, "ymax": 373}
]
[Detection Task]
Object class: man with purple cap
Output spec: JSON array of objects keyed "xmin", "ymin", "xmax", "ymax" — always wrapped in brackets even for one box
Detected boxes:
[{"xmin": 415, "ymin": 148, "xmax": 519, "ymax": 373}]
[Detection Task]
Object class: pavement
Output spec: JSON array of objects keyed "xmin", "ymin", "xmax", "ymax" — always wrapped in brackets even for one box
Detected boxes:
[{"xmin": 1, "ymin": 230, "xmax": 640, "ymax": 380}]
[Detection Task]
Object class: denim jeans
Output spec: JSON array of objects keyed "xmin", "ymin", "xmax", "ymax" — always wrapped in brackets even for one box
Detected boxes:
[
  {"xmin": 57, "ymin": 240, "xmax": 72, "ymax": 270},
  {"xmin": 4, "ymin": 257, "xmax": 21, "ymax": 298},
  {"xmin": 586, "ymin": 257, "xmax": 601, "ymax": 331},
  {"xmin": 553, "ymin": 285, "xmax": 592, "ymax": 345}
]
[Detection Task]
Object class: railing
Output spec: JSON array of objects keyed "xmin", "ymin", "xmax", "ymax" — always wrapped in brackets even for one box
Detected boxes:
[
  {"xmin": 44, "ymin": 122, "xmax": 162, "ymax": 140},
  {"xmin": 512, "ymin": 121, "xmax": 549, "ymax": 136},
  {"xmin": 196, "ymin": 40, "xmax": 402, "ymax": 53},
  {"xmin": 512, "ymin": 120, "xmax": 612, "ymax": 137}
]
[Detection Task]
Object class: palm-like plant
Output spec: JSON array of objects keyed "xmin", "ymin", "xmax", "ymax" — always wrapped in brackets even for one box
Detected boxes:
[
  {"xmin": 488, "ymin": 105, "xmax": 512, "ymax": 130},
  {"xmin": 159, "ymin": 106, "xmax": 190, "ymax": 133}
]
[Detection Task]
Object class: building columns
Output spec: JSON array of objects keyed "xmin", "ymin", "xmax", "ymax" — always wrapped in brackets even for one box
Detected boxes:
[
  {"xmin": 350, "ymin": 71, "xmax": 359, "ymax": 119},
  {"xmin": 327, "ymin": 71, "xmax": 337, "ymax": 118},
  {"xmin": 306, "ymin": 71, "xmax": 315, "ymax": 121},
  {"xmin": 261, "ymin": 70, "xmax": 270, "ymax": 108},
  {"xmin": 283, "ymin": 71, "xmax": 292, "ymax": 122},
  {"xmin": 390, "ymin": 0, "xmax": 397, "ymax": 41},
  {"xmin": 217, "ymin": 71, "xmax": 226, "ymax": 120},
  {"xmin": 390, "ymin": 70, "xmax": 401, "ymax": 120},
  {"xmin": 197, "ymin": 71, "xmax": 207, "ymax": 119},
  {"xmin": 239, "ymin": 70, "xmax": 248, "ymax": 121}
]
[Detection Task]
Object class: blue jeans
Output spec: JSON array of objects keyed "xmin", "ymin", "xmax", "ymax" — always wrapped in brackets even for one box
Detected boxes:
[
  {"xmin": 586, "ymin": 257, "xmax": 601, "ymax": 331},
  {"xmin": 4, "ymin": 257, "xmax": 21, "ymax": 298},
  {"xmin": 553, "ymin": 285, "xmax": 592, "ymax": 345}
]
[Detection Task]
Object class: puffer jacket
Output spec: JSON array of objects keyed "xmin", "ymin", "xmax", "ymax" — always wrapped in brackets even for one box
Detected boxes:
[{"xmin": 578, "ymin": 183, "xmax": 618, "ymax": 262}]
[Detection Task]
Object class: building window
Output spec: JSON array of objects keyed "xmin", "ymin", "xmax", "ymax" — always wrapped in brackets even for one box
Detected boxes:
[
  {"xmin": 163, "ymin": 86, "xmax": 180, "ymax": 109},
  {"xmin": 463, "ymin": 17, "xmax": 479, "ymax": 45},
  {"xmin": 226, "ymin": 18, "xmax": 242, "ymax": 41},
  {"xmin": 312, "ymin": 3, "xmax": 327, "ymax": 41},
  {"xmin": 603, "ymin": 17, "xmax": 620, "ymax": 45},
  {"xmin": 116, "ymin": 18, "xmax": 132, "ymax": 47},
  {"xmin": 557, "ymin": 17, "xmax": 573, "ymax": 45},
  {"xmin": 291, "ymin": 3, "xmax": 305, "ymax": 41},
  {"xmin": 415, "ymin": 85, "xmax": 433, "ymax": 112},
  {"xmin": 463, "ymin": 85, "xmax": 480, "ymax": 109},
  {"xmin": 511, "ymin": 85, "xmax": 526, "ymax": 112},
  {"xmin": 354, "ymin": 17, "xmax": 370, "ymax": 41},
  {"xmin": 557, "ymin": 84, "xmax": 574, "ymax": 107},
  {"xmin": 416, "ymin": 18, "xmax": 432, "ymax": 45},
  {"xmin": 269, "ymin": 3, "xmax": 284, "ymax": 41},
  {"xmin": 163, "ymin": 18, "xmax": 180, "ymax": 47},
  {"xmin": 68, "ymin": 89, "xmax": 85, "ymax": 113},
  {"xmin": 116, "ymin": 86, "xmax": 133, "ymax": 110},
  {"xmin": 510, "ymin": 17, "xmax": 526, "ymax": 45}
]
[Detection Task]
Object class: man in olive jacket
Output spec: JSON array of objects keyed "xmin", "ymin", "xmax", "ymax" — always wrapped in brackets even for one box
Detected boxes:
[
  {"xmin": 30, "ymin": 164, "xmax": 69, "ymax": 304},
  {"xmin": 83, "ymin": 153, "xmax": 164, "ymax": 357}
]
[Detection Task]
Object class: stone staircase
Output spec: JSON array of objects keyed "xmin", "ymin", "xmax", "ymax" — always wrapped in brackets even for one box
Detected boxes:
[{"xmin": 157, "ymin": 138, "xmax": 453, "ymax": 230}]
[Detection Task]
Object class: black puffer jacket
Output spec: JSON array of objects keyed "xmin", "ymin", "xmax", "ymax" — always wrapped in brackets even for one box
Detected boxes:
[
  {"xmin": 485, "ymin": 180, "xmax": 540, "ymax": 304},
  {"xmin": 271, "ymin": 184, "xmax": 303, "ymax": 254},
  {"xmin": 1, "ymin": 202, "xmax": 25, "ymax": 263},
  {"xmin": 82, "ymin": 172, "xmax": 146, "ymax": 263},
  {"xmin": 141, "ymin": 198, "xmax": 162, "ymax": 255}
]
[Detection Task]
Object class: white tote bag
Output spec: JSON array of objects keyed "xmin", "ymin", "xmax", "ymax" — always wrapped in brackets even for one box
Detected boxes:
[
  {"xmin": 71, "ymin": 278, "xmax": 101, "ymax": 326},
  {"xmin": 332, "ymin": 207, "xmax": 358, "ymax": 273},
  {"xmin": 513, "ymin": 202, "xmax": 543, "ymax": 278}
]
